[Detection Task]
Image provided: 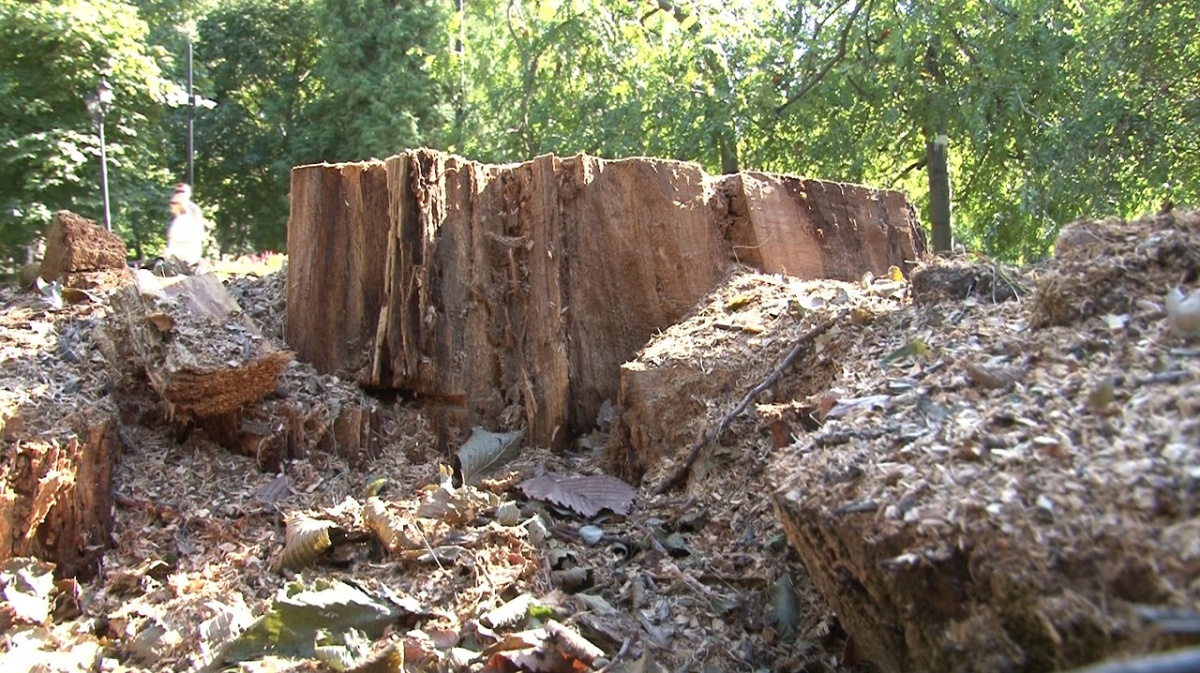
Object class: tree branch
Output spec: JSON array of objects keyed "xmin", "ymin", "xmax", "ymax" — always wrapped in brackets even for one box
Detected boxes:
[
  {"xmin": 775, "ymin": 0, "xmax": 868, "ymax": 115},
  {"xmin": 892, "ymin": 157, "xmax": 927, "ymax": 186}
]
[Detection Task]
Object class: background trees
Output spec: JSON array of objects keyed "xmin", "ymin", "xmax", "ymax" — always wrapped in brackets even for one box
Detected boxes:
[{"xmin": 1, "ymin": 0, "xmax": 1195, "ymax": 266}]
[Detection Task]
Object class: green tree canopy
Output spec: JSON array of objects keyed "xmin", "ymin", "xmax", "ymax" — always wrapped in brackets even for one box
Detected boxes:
[
  {"xmin": 0, "ymin": 0, "xmax": 1195, "ymax": 264},
  {"xmin": 0, "ymin": 0, "xmax": 174, "ymax": 261}
]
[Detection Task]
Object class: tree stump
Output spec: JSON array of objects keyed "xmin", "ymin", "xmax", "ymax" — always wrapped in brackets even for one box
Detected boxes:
[
  {"xmin": 39, "ymin": 210, "xmax": 132, "ymax": 289},
  {"xmin": 0, "ymin": 412, "xmax": 118, "ymax": 580},
  {"xmin": 287, "ymin": 150, "xmax": 926, "ymax": 448}
]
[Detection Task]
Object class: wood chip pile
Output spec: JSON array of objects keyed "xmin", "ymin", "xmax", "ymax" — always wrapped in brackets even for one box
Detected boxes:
[{"xmin": 0, "ymin": 263, "xmax": 843, "ymax": 672}]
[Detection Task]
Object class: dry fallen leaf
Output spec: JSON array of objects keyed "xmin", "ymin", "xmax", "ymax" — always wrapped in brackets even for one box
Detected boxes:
[{"xmin": 519, "ymin": 471, "xmax": 636, "ymax": 518}]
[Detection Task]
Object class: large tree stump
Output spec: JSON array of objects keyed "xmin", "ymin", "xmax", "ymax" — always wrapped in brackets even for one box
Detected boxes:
[
  {"xmin": 111, "ymin": 271, "xmax": 291, "ymax": 421},
  {"xmin": 287, "ymin": 150, "xmax": 926, "ymax": 448},
  {"xmin": 284, "ymin": 161, "xmax": 391, "ymax": 377}
]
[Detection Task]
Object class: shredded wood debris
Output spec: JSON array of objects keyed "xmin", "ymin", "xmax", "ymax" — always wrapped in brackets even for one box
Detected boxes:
[
  {"xmin": 4, "ymin": 208, "xmax": 1196, "ymax": 673},
  {"xmin": 0, "ymin": 267, "xmax": 839, "ymax": 673}
]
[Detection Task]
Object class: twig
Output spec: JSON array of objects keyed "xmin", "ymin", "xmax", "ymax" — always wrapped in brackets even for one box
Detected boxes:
[
  {"xmin": 891, "ymin": 157, "xmax": 928, "ymax": 187},
  {"xmin": 651, "ymin": 313, "xmax": 844, "ymax": 495},
  {"xmin": 412, "ymin": 522, "xmax": 445, "ymax": 572},
  {"xmin": 595, "ymin": 638, "xmax": 632, "ymax": 673},
  {"xmin": 775, "ymin": 0, "xmax": 869, "ymax": 115}
]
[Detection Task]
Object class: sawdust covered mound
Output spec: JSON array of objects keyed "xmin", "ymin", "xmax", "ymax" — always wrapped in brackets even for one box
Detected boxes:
[
  {"xmin": 1033, "ymin": 207, "xmax": 1200, "ymax": 326},
  {"xmin": 770, "ymin": 208, "xmax": 1200, "ymax": 672}
]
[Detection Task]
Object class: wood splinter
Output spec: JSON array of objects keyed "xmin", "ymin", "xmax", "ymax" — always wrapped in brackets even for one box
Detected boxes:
[{"xmin": 650, "ymin": 312, "xmax": 845, "ymax": 495}]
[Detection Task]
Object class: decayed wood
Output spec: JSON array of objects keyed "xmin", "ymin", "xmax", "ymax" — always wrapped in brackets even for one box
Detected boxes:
[
  {"xmin": 287, "ymin": 150, "xmax": 926, "ymax": 448},
  {"xmin": 113, "ymin": 271, "xmax": 291, "ymax": 420},
  {"xmin": 720, "ymin": 172, "xmax": 923, "ymax": 280},
  {"xmin": 285, "ymin": 161, "xmax": 391, "ymax": 378},
  {"xmin": 650, "ymin": 312, "xmax": 843, "ymax": 495},
  {"xmin": 197, "ymin": 389, "xmax": 382, "ymax": 469},
  {"xmin": 40, "ymin": 210, "xmax": 131, "ymax": 286},
  {"xmin": 0, "ymin": 412, "xmax": 118, "ymax": 579}
]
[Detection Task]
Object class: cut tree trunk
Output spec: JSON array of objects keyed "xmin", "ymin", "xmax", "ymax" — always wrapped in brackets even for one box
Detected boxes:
[
  {"xmin": 0, "ymin": 412, "xmax": 118, "ymax": 580},
  {"xmin": 287, "ymin": 150, "xmax": 926, "ymax": 448},
  {"xmin": 927, "ymin": 134, "xmax": 952, "ymax": 253},
  {"xmin": 111, "ymin": 271, "xmax": 291, "ymax": 421}
]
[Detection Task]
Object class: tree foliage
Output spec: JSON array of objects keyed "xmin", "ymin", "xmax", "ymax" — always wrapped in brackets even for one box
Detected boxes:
[
  {"xmin": 0, "ymin": 0, "xmax": 1195, "ymax": 265},
  {"xmin": 0, "ymin": 0, "xmax": 173, "ymax": 261}
]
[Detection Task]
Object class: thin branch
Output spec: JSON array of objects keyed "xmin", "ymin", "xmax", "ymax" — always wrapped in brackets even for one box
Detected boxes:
[
  {"xmin": 648, "ymin": 0, "xmax": 689, "ymax": 26},
  {"xmin": 845, "ymin": 74, "xmax": 871, "ymax": 100},
  {"xmin": 810, "ymin": 0, "xmax": 854, "ymax": 46},
  {"xmin": 891, "ymin": 157, "xmax": 927, "ymax": 187},
  {"xmin": 775, "ymin": 0, "xmax": 869, "ymax": 115},
  {"xmin": 650, "ymin": 313, "xmax": 845, "ymax": 495}
]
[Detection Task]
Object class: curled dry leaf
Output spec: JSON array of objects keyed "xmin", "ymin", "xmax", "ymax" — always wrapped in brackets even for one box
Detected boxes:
[
  {"xmin": 453, "ymin": 427, "xmax": 524, "ymax": 486},
  {"xmin": 544, "ymin": 619, "xmax": 605, "ymax": 663},
  {"xmin": 278, "ymin": 516, "xmax": 336, "ymax": 571},
  {"xmin": 480, "ymin": 592, "xmax": 534, "ymax": 628},
  {"xmin": 364, "ymin": 497, "xmax": 420, "ymax": 553},
  {"xmin": 550, "ymin": 567, "xmax": 593, "ymax": 594}
]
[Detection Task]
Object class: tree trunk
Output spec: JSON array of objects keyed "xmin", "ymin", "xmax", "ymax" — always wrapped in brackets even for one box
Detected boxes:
[
  {"xmin": 287, "ymin": 150, "xmax": 926, "ymax": 449},
  {"xmin": 926, "ymin": 133, "xmax": 953, "ymax": 252}
]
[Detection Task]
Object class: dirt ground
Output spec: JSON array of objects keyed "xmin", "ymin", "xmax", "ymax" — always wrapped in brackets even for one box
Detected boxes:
[{"xmin": 2, "ymin": 209, "xmax": 1200, "ymax": 672}]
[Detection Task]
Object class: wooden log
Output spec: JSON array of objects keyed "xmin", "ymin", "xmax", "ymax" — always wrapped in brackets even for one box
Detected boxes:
[
  {"xmin": 0, "ymin": 412, "xmax": 118, "ymax": 580},
  {"xmin": 112, "ymin": 271, "xmax": 291, "ymax": 421},
  {"xmin": 286, "ymin": 150, "xmax": 926, "ymax": 448}
]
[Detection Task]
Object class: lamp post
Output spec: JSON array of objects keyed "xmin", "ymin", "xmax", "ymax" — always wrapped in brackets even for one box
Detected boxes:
[{"xmin": 86, "ymin": 76, "xmax": 114, "ymax": 231}]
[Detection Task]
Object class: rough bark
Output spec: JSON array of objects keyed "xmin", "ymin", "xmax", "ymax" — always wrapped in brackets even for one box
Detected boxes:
[
  {"xmin": 285, "ymin": 161, "xmax": 391, "ymax": 379},
  {"xmin": 0, "ymin": 412, "xmax": 118, "ymax": 580},
  {"xmin": 286, "ymin": 150, "xmax": 926, "ymax": 448},
  {"xmin": 111, "ymin": 271, "xmax": 291, "ymax": 421}
]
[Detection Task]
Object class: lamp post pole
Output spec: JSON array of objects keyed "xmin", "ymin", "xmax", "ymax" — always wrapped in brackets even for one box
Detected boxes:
[
  {"xmin": 98, "ymin": 106, "xmax": 111, "ymax": 232},
  {"xmin": 186, "ymin": 41, "xmax": 194, "ymax": 186},
  {"xmin": 88, "ymin": 76, "xmax": 115, "ymax": 232}
]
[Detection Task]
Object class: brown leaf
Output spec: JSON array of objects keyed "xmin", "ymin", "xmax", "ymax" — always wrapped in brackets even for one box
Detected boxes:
[{"xmin": 518, "ymin": 471, "xmax": 635, "ymax": 518}]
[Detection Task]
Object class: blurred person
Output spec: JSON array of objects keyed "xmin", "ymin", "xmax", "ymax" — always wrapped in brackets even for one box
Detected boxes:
[{"xmin": 164, "ymin": 183, "xmax": 206, "ymax": 266}]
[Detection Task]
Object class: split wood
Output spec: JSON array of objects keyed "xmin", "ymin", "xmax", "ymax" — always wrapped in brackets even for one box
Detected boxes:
[{"xmin": 651, "ymin": 312, "xmax": 845, "ymax": 495}]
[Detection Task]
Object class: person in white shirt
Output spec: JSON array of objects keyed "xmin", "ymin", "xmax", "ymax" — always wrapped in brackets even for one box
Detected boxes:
[{"xmin": 164, "ymin": 183, "xmax": 206, "ymax": 266}]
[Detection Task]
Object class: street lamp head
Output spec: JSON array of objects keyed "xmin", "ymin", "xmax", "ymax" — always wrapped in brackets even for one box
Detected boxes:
[{"xmin": 97, "ymin": 76, "xmax": 114, "ymax": 109}]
